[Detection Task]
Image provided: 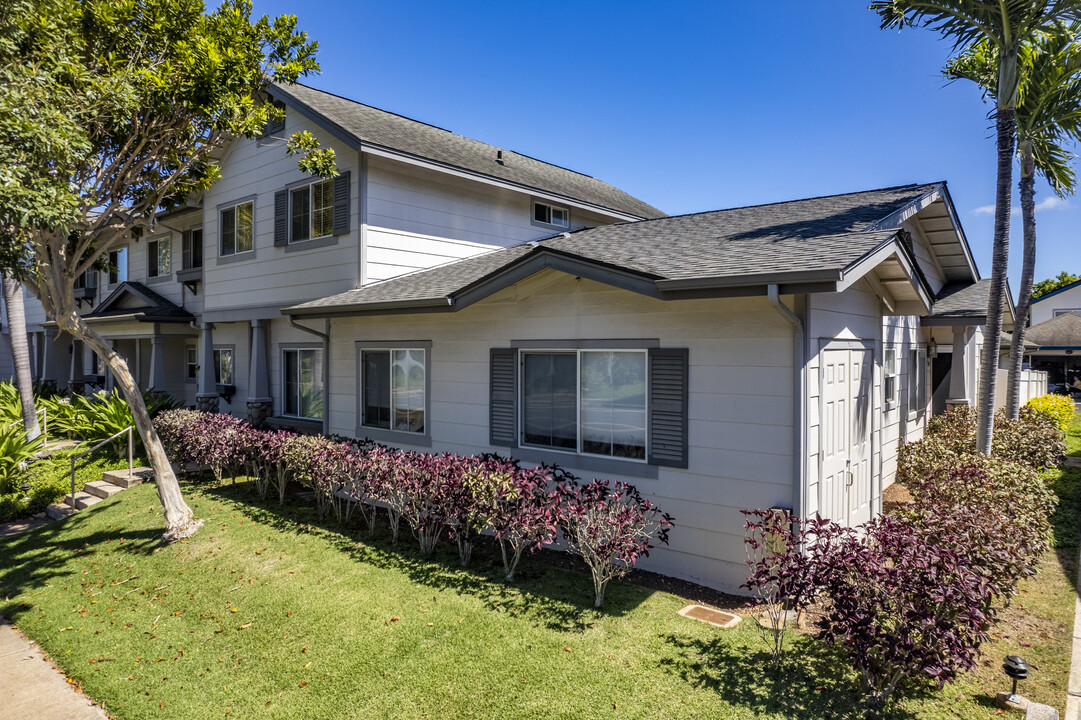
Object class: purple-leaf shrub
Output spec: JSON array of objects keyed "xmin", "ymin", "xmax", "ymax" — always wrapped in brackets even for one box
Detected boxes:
[
  {"xmin": 816, "ymin": 514, "xmax": 993, "ymax": 713},
  {"xmin": 309, "ymin": 439, "xmax": 356, "ymax": 523},
  {"xmin": 360, "ymin": 445, "xmax": 413, "ymax": 544},
  {"xmin": 558, "ymin": 478, "xmax": 673, "ymax": 607},
  {"xmin": 445, "ymin": 454, "xmax": 518, "ymax": 567},
  {"xmin": 395, "ymin": 452, "xmax": 458, "ymax": 556},
  {"xmin": 489, "ymin": 463, "xmax": 564, "ymax": 581},
  {"xmin": 741, "ymin": 510, "xmax": 850, "ymax": 664}
]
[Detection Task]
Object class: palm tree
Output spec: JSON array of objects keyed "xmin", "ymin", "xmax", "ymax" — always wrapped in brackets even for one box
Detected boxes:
[
  {"xmin": 2, "ymin": 276, "xmax": 40, "ymax": 440},
  {"xmin": 872, "ymin": 0, "xmax": 1081, "ymax": 453},
  {"xmin": 948, "ymin": 26, "xmax": 1081, "ymax": 418}
]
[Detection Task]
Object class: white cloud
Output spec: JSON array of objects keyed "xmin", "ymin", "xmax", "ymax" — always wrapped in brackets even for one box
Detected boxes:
[{"xmin": 972, "ymin": 197, "xmax": 1069, "ymax": 216}]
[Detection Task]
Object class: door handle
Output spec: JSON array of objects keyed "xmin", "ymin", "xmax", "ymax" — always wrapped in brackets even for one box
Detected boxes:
[{"xmin": 845, "ymin": 458, "xmax": 854, "ymax": 486}]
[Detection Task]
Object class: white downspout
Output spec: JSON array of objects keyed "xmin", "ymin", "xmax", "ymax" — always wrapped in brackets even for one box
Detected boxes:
[{"xmin": 768, "ymin": 285, "xmax": 807, "ymax": 520}]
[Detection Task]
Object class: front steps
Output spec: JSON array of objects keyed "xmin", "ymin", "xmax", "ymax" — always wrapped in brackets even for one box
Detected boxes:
[{"xmin": 46, "ymin": 466, "xmax": 154, "ymax": 520}]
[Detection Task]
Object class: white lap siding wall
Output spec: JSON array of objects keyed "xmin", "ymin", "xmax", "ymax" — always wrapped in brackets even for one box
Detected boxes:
[
  {"xmin": 804, "ymin": 278, "xmax": 927, "ymax": 519},
  {"xmin": 324, "ymin": 270, "xmax": 797, "ymax": 593}
]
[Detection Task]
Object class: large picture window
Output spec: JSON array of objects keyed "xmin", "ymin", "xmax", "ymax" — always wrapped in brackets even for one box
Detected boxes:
[
  {"xmin": 283, "ymin": 348, "xmax": 324, "ymax": 420},
  {"xmin": 361, "ymin": 348, "xmax": 426, "ymax": 434},
  {"xmin": 291, "ymin": 179, "xmax": 334, "ymax": 242},
  {"xmin": 220, "ymin": 201, "xmax": 254, "ymax": 256},
  {"xmin": 521, "ymin": 350, "xmax": 647, "ymax": 461}
]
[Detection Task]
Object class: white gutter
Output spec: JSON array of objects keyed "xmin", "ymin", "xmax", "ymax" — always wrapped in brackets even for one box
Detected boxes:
[{"xmin": 768, "ymin": 284, "xmax": 807, "ymax": 520}]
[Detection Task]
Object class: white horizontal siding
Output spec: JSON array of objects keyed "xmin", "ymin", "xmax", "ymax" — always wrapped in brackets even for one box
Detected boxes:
[{"xmin": 320, "ymin": 271, "xmax": 795, "ymax": 593}]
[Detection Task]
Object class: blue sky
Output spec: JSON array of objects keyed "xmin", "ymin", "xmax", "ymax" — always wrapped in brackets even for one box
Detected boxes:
[{"xmin": 250, "ymin": 0, "xmax": 1079, "ymax": 287}]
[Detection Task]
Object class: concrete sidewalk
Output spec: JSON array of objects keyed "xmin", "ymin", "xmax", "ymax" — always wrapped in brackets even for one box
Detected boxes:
[{"xmin": 0, "ymin": 622, "xmax": 107, "ymax": 720}]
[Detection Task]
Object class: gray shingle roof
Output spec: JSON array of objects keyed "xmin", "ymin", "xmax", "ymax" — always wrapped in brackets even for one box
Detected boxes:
[
  {"xmin": 928, "ymin": 279, "xmax": 993, "ymax": 320},
  {"xmin": 272, "ymin": 82, "xmax": 665, "ymax": 220},
  {"xmin": 1026, "ymin": 312, "xmax": 1081, "ymax": 348},
  {"xmin": 287, "ymin": 183, "xmax": 944, "ymax": 316}
]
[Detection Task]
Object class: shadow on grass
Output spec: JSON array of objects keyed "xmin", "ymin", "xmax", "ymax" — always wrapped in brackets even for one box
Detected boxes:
[
  {"xmin": 659, "ymin": 632, "xmax": 925, "ymax": 720},
  {"xmin": 196, "ymin": 479, "xmax": 645, "ymax": 633},
  {"xmin": 0, "ymin": 510, "xmax": 160, "ymax": 620}
]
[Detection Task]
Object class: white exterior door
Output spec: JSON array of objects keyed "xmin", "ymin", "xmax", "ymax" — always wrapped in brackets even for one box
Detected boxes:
[{"xmin": 819, "ymin": 345, "xmax": 874, "ymax": 527}]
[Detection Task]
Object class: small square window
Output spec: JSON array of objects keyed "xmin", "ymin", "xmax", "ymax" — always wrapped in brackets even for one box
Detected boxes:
[{"xmin": 533, "ymin": 201, "xmax": 570, "ymax": 229}]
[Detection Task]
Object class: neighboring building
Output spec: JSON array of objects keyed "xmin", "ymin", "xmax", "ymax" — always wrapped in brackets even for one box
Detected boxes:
[
  {"xmin": 1025, "ymin": 284, "xmax": 1081, "ymax": 392},
  {"xmin": 0, "ymin": 83, "xmax": 1002, "ymax": 593}
]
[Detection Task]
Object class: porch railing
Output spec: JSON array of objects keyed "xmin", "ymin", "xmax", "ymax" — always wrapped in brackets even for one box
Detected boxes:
[{"xmin": 69, "ymin": 425, "xmax": 133, "ymax": 509}]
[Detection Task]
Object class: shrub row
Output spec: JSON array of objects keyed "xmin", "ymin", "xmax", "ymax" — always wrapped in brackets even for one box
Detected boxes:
[
  {"xmin": 154, "ymin": 409, "xmax": 673, "ymax": 607},
  {"xmin": 744, "ymin": 405, "xmax": 1064, "ymax": 714}
]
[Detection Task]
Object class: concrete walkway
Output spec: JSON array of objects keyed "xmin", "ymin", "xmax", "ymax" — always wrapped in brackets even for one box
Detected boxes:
[
  {"xmin": 0, "ymin": 622, "xmax": 107, "ymax": 720},
  {"xmin": 1067, "ymin": 537, "xmax": 1081, "ymax": 720}
]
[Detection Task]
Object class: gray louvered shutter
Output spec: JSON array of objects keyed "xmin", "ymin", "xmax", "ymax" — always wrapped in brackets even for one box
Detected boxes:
[
  {"xmin": 490, "ymin": 348, "xmax": 518, "ymax": 448},
  {"xmin": 333, "ymin": 170, "xmax": 351, "ymax": 236},
  {"xmin": 648, "ymin": 348, "xmax": 689, "ymax": 468},
  {"xmin": 274, "ymin": 189, "xmax": 289, "ymax": 246}
]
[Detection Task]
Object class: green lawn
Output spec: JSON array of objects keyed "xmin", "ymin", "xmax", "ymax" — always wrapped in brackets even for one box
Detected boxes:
[{"xmin": 1, "ymin": 419, "xmax": 1078, "ymax": 719}]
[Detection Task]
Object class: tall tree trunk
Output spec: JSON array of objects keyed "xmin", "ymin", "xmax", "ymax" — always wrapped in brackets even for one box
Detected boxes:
[
  {"xmin": 1006, "ymin": 142, "xmax": 1037, "ymax": 420},
  {"xmin": 976, "ymin": 107, "xmax": 1016, "ymax": 455},
  {"xmin": 56, "ymin": 308, "xmax": 200, "ymax": 542},
  {"xmin": 2, "ymin": 276, "xmax": 40, "ymax": 441}
]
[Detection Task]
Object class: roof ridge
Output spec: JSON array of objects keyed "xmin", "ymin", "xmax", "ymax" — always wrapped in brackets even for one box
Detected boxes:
[
  {"xmin": 577, "ymin": 182, "xmax": 945, "ymax": 232},
  {"xmin": 288, "ymin": 82, "xmax": 598, "ymax": 181}
]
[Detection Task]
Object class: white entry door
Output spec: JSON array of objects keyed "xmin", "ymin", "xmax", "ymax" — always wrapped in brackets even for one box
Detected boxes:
[{"xmin": 820, "ymin": 346, "xmax": 874, "ymax": 527}]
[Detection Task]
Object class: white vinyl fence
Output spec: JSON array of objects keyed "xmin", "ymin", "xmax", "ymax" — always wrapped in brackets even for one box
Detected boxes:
[{"xmin": 994, "ymin": 368, "xmax": 1049, "ymax": 410}]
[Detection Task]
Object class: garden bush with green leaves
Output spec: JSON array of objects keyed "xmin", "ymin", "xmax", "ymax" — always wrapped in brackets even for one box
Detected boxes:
[{"xmin": 1026, "ymin": 392, "xmax": 1075, "ymax": 433}]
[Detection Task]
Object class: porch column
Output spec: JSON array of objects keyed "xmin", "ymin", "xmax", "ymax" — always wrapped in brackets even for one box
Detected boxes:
[
  {"xmin": 195, "ymin": 323, "xmax": 219, "ymax": 413},
  {"xmin": 246, "ymin": 319, "xmax": 272, "ymax": 427},
  {"xmin": 946, "ymin": 327, "xmax": 970, "ymax": 409},
  {"xmin": 105, "ymin": 340, "xmax": 117, "ymax": 393},
  {"xmin": 69, "ymin": 339, "xmax": 85, "ymax": 395},
  {"xmin": 149, "ymin": 328, "xmax": 167, "ymax": 394},
  {"xmin": 42, "ymin": 329, "xmax": 55, "ymax": 384}
]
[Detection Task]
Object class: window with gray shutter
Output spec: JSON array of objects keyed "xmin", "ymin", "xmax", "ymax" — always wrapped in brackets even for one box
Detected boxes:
[
  {"xmin": 648, "ymin": 347, "xmax": 688, "ymax": 468},
  {"xmin": 274, "ymin": 189, "xmax": 289, "ymax": 246},
  {"xmin": 489, "ymin": 348, "xmax": 518, "ymax": 447},
  {"xmin": 333, "ymin": 170, "xmax": 351, "ymax": 236}
]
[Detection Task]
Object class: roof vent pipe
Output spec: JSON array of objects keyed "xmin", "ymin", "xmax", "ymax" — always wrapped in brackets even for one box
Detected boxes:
[{"xmin": 496, "ymin": 150, "xmax": 504, "ymax": 165}]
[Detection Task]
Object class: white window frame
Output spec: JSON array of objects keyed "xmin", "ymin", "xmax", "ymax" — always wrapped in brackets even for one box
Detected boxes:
[
  {"xmin": 213, "ymin": 347, "xmax": 234, "ymax": 385},
  {"xmin": 518, "ymin": 348, "xmax": 649, "ymax": 463},
  {"xmin": 290, "ymin": 179, "xmax": 335, "ymax": 243},
  {"xmin": 220, "ymin": 200, "xmax": 254, "ymax": 257},
  {"xmin": 884, "ymin": 347, "xmax": 898, "ymax": 405},
  {"xmin": 185, "ymin": 346, "xmax": 197, "ymax": 383},
  {"xmin": 532, "ymin": 200, "xmax": 570, "ymax": 229},
  {"xmin": 908, "ymin": 346, "xmax": 927, "ymax": 417},
  {"xmin": 359, "ymin": 347, "xmax": 427, "ymax": 435},
  {"xmin": 108, "ymin": 246, "xmax": 128, "ymax": 285},
  {"xmin": 147, "ymin": 236, "xmax": 170, "ymax": 278},
  {"xmin": 281, "ymin": 346, "xmax": 325, "ymax": 421}
]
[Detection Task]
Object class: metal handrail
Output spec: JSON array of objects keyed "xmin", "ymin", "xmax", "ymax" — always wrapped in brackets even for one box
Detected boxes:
[
  {"xmin": 8, "ymin": 406, "xmax": 47, "ymax": 437},
  {"xmin": 69, "ymin": 425, "xmax": 133, "ymax": 509}
]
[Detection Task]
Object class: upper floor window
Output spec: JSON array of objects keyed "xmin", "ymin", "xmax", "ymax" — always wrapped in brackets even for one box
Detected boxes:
[
  {"xmin": 108, "ymin": 247, "xmax": 128, "ymax": 285},
  {"xmin": 147, "ymin": 237, "xmax": 170, "ymax": 278},
  {"xmin": 260, "ymin": 98, "xmax": 286, "ymax": 138},
  {"xmin": 521, "ymin": 350, "xmax": 647, "ymax": 461},
  {"xmin": 533, "ymin": 200, "xmax": 570, "ymax": 229},
  {"xmin": 291, "ymin": 180, "xmax": 334, "ymax": 242},
  {"xmin": 73, "ymin": 269, "xmax": 97, "ymax": 290},
  {"xmin": 220, "ymin": 201, "xmax": 254, "ymax": 257},
  {"xmin": 183, "ymin": 228, "xmax": 203, "ymax": 269}
]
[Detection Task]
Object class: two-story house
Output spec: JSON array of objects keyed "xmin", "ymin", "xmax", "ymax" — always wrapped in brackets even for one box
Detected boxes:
[{"xmin": 0, "ymin": 82, "xmax": 1006, "ymax": 593}]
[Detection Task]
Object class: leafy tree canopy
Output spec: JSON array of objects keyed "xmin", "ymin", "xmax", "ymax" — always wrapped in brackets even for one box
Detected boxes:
[
  {"xmin": 0, "ymin": 0, "xmax": 333, "ymax": 284},
  {"xmin": 1033, "ymin": 270, "xmax": 1081, "ymax": 297}
]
